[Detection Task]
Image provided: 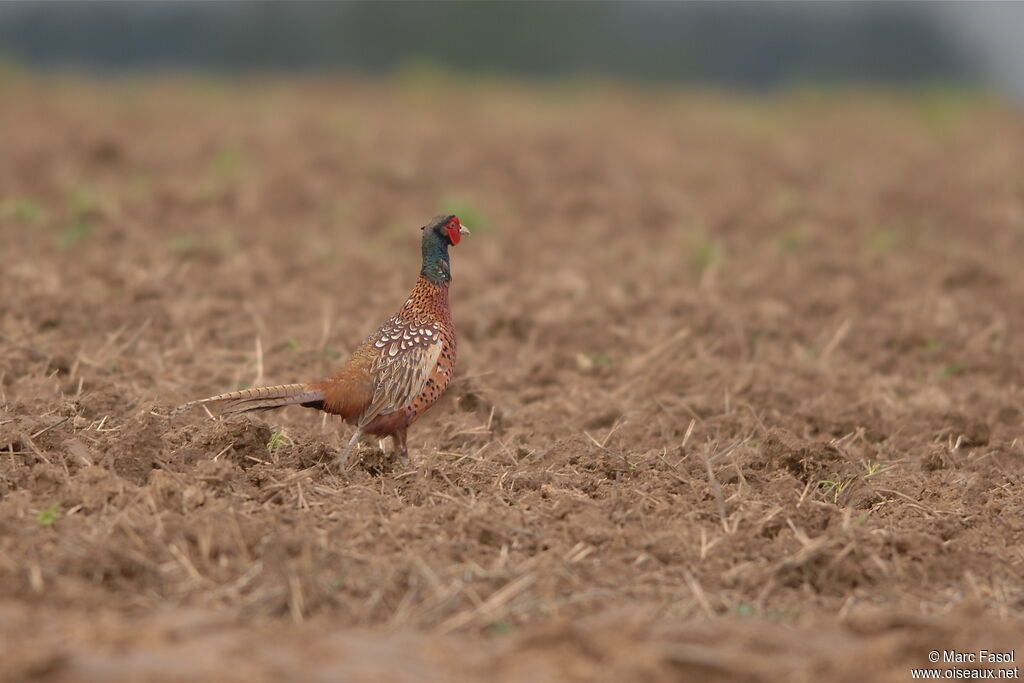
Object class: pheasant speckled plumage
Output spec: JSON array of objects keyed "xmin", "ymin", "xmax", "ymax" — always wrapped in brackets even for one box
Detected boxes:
[{"xmin": 175, "ymin": 215, "xmax": 470, "ymax": 466}]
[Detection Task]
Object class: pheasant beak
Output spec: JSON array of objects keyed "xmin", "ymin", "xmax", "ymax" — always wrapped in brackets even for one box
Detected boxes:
[{"xmin": 459, "ymin": 225, "xmax": 471, "ymax": 236}]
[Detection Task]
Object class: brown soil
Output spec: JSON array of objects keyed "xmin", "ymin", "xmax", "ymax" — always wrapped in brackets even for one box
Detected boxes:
[{"xmin": 1, "ymin": 77, "xmax": 1023, "ymax": 681}]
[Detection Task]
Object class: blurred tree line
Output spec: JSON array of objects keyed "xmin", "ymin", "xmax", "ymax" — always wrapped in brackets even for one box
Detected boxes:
[{"xmin": 0, "ymin": 2, "xmax": 1017, "ymax": 93}]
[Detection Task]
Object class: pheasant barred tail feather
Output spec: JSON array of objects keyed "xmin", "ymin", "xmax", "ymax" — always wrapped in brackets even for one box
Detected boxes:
[{"xmin": 173, "ymin": 383, "xmax": 325, "ymax": 416}]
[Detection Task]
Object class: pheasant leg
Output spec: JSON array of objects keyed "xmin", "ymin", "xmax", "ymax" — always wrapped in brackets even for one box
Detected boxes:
[
  {"xmin": 392, "ymin": 427, "xmax": 410, "ymax": 466},
  {"xmin": 337, "ymin": 428, "xmax": 363, "ymax": 467}
]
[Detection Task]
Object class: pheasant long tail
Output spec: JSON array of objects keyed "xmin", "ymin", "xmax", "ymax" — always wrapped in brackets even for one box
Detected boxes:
[{"xmin": 173, "ymin": 383, "xmax": 325, "ymax": 416}]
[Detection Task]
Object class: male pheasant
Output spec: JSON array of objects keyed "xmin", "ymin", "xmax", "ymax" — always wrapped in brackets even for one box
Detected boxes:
[{"xmin": 175, "ymin": 215, "xmax": 470, "ymax": 466}]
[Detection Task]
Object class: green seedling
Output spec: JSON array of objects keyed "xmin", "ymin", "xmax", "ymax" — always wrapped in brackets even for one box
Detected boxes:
[
  {"xmin": 818, "ymin": 474, "xmax": 852, "ymax": 503},
  {"xmin": 2, "ymin": 199, "xmax": 45, "ymax": 224},
  {"xmin": 940, "ymin": 361, "xmax": 965, "ymax": 377},
  {"xmin": 70, "ymin": 188, "xmax": 97, "ymax": 218},
  {"xmin": 442, "ymin": 196, "xmax": 491, "ymax": 233},
  {"xmin": 57, "ymin": 187, "xmax": 99, "ymax": 249},
  {"xmin": 37, "ymin": 502, "xmax": 61, "ymax": 526},
  {"xmin": 58, "ymin": 221, "xmax": 92, "ymax": 249},
  {"xmin": 267, "ymin": 431, "xmax": 292, "ymax": 453},
  {"xmin": 776, "ymin": 230, "xmax": 807, "ymax": 253},
  {"xmin": 690, "ymin": 235, "xmax": 724, "ymax": 270},
  {"xmin": 485, "ymin": 621, "xmax": 514, "ymax": 635},
  {"xmin": 213, "ymin": 145, "xmax": 246, "ymax": 179},
  {"xmin": 863, "ymin": 225, "xmax": 902, "ymax": 254}
]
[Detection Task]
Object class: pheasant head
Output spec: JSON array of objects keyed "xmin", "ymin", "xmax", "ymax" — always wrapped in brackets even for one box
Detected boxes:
[{"xmin": 421, "ymin": 214, "xmax": 470, "ymax": 283}]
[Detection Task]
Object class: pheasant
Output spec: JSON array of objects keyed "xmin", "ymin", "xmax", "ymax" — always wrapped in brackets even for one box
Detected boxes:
[{"xmin": 175, "ymin": 214, "xmax": 470, "ymax": 466}]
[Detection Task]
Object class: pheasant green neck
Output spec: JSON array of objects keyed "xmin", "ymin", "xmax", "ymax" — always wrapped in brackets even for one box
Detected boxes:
[{"xmin": 421, "ymin": 231, "xmax": 451, "ymax": 283}]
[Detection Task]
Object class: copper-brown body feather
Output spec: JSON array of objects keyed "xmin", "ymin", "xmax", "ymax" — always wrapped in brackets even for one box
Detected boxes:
[{"xmin": 316, "ymin": 275, "xmax": 456, "ymax": 435}]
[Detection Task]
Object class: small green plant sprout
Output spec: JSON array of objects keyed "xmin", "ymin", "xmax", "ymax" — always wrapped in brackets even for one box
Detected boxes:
[
  {"xmin": 58, "ymin": 221, "xmax": 93, "ymax": 249},
  {"xmin": 70, "ymin": 187, "xmax": 97, "ymax": 218},
  {"xmin": 485, "ymin": 620, "xmax": 514, "ymax": 635},
  {"xmin": 940, "ymin": 361, "xmax": 965, "ymax": 378},
  {"xmin": 735, "ymin": 602, "xmax": 755, "ymax": 617},
  {"xmin": 776, "ymin": 229, "xmax": 807, "ymax": 253},
  {"xmin": 913, "ymin": 86, "xmax": 970, "ymax": 136},
  {"xmin": 1, "ymin": 198, "xmax": 45, "ymax": 225},
  {"xmin": 689, "ymin": 232, "xmax": 724, "ymax": 270},
  {"xmin": 169, "ymin": 234, "xmax": 201, "ymax": 254},
  {"xmin": 818, "ymin": 474, "xmax": 852, "ymax": 503},
  {"xmin": 37, "ymin": 502, "xmax": 61, "ymax": 526},
  {"xmin": 861, "ymin": 459, "xmax": 896, "ymax": 479},
  {"xmin": 442, "ymin": 195, "xmax": 490, "ymax": 232},
  {"xmin": 267, "ymin": 431, "xmax": 292, "ymax": 453},
  {"xmin": 212, "ymin": 144, "xmax": 246, "ymax": 179},
  {"xmin": 863, "ymin": 224, "xmax": 903, "ymax": 254},
  {"xmin": 58, "ymin": 187, "xmax": 98, "ymax": 249}
]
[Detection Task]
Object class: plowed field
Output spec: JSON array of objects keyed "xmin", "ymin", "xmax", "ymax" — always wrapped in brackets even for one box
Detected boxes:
[{"xmin": 2, "ymin": 78, "xmax": 1022, "ymax": 681}]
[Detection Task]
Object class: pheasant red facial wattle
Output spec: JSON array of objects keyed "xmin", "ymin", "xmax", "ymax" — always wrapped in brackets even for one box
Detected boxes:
[
  {"xmin": 175, "ymin": 214, "xmax": 470, "ymax": 466},
  {"xmin": 446, "ymin": 217, "xmax": 464, "ymax": 245}
]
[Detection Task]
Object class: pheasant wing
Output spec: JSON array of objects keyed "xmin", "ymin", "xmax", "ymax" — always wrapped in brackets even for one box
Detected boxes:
[{"xmin": 360, "ymin": 317, "xmax": 443, "ymax": 427}]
